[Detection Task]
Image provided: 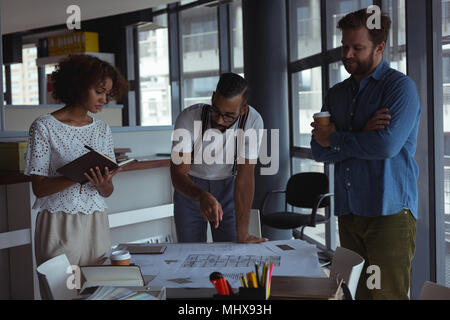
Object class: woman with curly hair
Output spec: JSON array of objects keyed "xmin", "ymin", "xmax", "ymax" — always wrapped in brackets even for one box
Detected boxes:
[{"xmin": 24, "ymin": 54, "xmax": 128, "ymax": 268}]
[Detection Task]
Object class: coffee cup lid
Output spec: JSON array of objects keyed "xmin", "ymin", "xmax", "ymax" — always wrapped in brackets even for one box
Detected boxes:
[
  {"xmin": 313, "ymin": 111, "xmax": 331, "ymax": 118},
  {"xmin": 110, "ymin": 250, "xmax": 131, "ymax": 261}
]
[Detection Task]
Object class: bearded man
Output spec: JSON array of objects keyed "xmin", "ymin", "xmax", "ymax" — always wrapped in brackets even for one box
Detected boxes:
[{"xmin": 311, "ymin": 9, "xmax": 421, "ymax": 300}]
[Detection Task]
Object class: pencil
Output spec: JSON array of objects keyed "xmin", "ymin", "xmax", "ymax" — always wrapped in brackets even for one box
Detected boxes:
[
  {"xmin": 255, "ymin": 262, "xmax": 261, "ymax": 287},
  {"xmin": 267, "ymin": 261, "xmax": 274, "ymax": 299},
  {"xmin": 243, "ymin": 275, "xmax": 249, "ymax": 288},
  {"xmin": 240, "ymin": 276, "xmax": 245, "ymax": 288},
  {"xmin": 261, "ymin": 263, "xmax": 267, "ymax": 287}
]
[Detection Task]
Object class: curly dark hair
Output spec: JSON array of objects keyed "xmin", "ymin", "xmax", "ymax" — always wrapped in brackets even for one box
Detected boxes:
[{"xmin": 51, "ymin": 54, "xmax": 129, "ymax": 106}]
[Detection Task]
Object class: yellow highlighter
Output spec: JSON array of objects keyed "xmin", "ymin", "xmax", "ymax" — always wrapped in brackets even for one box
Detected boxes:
[{"xmin": 247, "ymin": 272, "xmax": 258, "ymax": 288}]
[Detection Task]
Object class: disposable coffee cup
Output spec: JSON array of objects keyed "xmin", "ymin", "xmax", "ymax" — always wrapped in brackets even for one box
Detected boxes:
[
  {"xmin": 313, "ymin": 111, "xmax": 331, "ymax": 125},
  {"xmin": 110, "ymin": 250, "xmax": 131, "ymax": 266}
]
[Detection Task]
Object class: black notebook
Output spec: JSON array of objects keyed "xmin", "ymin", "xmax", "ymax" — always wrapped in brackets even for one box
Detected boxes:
[{"xmin": 57, "ymin": 145, "xmax": 136, "ymax": 184}]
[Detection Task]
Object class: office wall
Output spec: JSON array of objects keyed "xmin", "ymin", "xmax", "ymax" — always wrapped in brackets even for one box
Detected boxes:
[
  {"xmin": 108, "ymin": 130, "xmax": 174, "ymax": 245},
  {"xmin": 111, "ymin": 129, "xmax": 173, "ymax": 157}
]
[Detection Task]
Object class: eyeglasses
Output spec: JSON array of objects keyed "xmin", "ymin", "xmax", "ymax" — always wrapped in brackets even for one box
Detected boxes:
[{"xmin": 209, "ymin": 105, "xmax": 238, "ymax": 123}]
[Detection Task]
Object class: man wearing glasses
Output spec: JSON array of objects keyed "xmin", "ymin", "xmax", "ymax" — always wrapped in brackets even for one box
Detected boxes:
[{"xmin": 170, "ymin": 73, "xmax": 267, "ymax": 243}]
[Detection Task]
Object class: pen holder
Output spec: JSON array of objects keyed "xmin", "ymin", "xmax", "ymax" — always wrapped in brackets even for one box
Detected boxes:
[
  {"xmin": 213, "ymin": 287, "xmax": 268, "ymax": 300},
  {"xmin": 238, "ymin": 287, "xmax": 267, "ymax": 300}
]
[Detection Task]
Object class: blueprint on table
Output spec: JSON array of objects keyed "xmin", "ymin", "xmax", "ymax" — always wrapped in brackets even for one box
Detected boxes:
[{"xmin": 130, "ymin": 239, "xmax": 324, "ymax": 288}]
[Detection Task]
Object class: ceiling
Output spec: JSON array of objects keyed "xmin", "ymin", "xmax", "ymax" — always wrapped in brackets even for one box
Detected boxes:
[{"xmin": 1, "ymin": 0, "xmax": 180, "ymax": 35}]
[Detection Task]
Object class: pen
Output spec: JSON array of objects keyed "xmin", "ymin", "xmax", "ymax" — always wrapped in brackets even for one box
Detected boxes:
[
  {"xmin": 255, "ymin": 262, "xmax": 261, "ymax": 287},
  {"xmin": 84, "ymin": 145, "xmax": 95, "ymax": 152},
  {"xmin": 261, "ymin": 263, "xmax": 267, "ymax": 287}
]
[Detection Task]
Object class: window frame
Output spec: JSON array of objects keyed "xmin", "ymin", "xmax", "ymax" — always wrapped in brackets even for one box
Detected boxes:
[{"xmin": 145, "ymin": 0, "xmax": 238, "ymax": 127}]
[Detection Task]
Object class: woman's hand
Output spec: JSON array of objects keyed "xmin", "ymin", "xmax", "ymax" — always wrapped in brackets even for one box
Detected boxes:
[{"xmin": 84, "ymin": 166, "xmax": 122, "ymax": 197}]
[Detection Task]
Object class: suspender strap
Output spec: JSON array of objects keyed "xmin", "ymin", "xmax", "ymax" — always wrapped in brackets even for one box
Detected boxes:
[
  {"xmin": 201, "ymin": 104, "xmax": 209, "ymax": 135},
  {"xmin": 192, "ymin": 104, "xmax": 209, "ymax": 164},
  {"xmin": 232, "ymin": 109, "xmax": 249, "ymax": 176}
]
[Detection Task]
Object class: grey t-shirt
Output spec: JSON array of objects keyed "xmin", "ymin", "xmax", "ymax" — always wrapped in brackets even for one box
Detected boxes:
[{"xmin": 172, "ymin": 104, "xmax": 264, "ymax": 180}]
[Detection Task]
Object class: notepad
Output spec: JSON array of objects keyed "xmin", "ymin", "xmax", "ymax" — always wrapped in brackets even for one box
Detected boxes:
[
  {"xmin": 57, "ymin": 145, "xmax": 136, "ymax": 184},
  {"xmin": 120, "ymin": 244, "xmax": 167, "ymax": 255},
  {"xmin": 79, "ymin": 265, "xmax": 145, "ymax": 293}
]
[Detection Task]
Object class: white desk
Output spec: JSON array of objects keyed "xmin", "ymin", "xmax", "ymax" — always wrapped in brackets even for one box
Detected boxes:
[{"xmin": 122, "ymin": 239, "xmax": 324, "ymax": 299}]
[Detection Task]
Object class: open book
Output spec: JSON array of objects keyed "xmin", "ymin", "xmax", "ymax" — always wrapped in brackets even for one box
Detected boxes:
[{"xmin": 57, "ymin": 145, "xmax": 136, "ymax": 184}]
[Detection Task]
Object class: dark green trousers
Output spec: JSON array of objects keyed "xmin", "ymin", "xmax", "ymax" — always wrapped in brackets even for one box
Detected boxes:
[{"xmin": 338, "ymin": 210, "xmax": 417, "ymax": 300}]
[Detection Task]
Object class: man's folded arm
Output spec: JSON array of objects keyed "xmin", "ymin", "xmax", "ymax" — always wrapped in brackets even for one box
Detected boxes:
[
  {"xmin": 310, "ymin": 138, "xmax": 353, "ymax": 163},
  {"xmin": 329, "ymin": 77, "xmax": 420, "ymax": 160}
]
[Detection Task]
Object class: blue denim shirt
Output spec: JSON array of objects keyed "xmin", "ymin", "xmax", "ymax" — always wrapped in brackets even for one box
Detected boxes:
[{"xmin": 311, "ymin": 60, "xmax": 421, "ymax": 219}]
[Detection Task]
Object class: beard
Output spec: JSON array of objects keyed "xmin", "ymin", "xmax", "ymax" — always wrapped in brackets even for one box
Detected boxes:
[
  {"xmin": 211, "ymin": 121, "xmax": 227, "ymax": 132},
  {"xmin": 210, "ymin": 116, "xmax": 240, "ymax": 133},
  {"xmin": 342, "ymin": 50, "xmax": 375, "ymax": 76}
]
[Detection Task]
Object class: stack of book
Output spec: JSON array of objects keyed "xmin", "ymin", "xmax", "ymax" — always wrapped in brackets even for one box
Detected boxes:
[{"xmin": 114, "ymin": 148, "xmax": 132, "ymax": 162}]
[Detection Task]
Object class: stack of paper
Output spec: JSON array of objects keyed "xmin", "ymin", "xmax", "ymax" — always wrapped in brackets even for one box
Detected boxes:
[{"xmin": 86, "ymin": 286, "xmax": 158, "ymax": 300}]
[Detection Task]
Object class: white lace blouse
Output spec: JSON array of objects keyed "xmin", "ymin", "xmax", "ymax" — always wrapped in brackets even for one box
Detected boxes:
[{"xmin": 24, "ymin": 114, "xmax": 116, "ymax": 215}]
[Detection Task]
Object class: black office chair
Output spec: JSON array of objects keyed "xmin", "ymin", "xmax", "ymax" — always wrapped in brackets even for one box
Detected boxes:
[{"xmin": 259, "ymin": 172, "xmax": 334, "ymax": 239}]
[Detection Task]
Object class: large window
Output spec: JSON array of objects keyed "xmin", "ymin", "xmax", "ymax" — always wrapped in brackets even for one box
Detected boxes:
[
  {"xmin": 383, "ymin": 0, "xmax": 407, "ymax": 74},
  {"xmin": 181, "ymin": 5, "xmax": 219, "ymax": 109},
  {"xmin": 292, "ymin": 66, "xmax": 322, "ymax": 148},
  {"xmin": 441, "ymin": 0, "xmax": 450, "ymax": 288},
  {"xmin": 329, "ymin": 61, "xmax": 350, "ymax": 87},
  {"xmin": 289, "ymin": 0, "xmax": 322, "ymax": 61},
  {"xmin": 138, "ymin": 14, "xmax": 172, "ymax": 126},
  {"xmin": 9, "ymin": 45, "xmax": 39, "ymax": 105},
  {"xmin": 132, "ymin": 1, "xmax": 244, "ymax": 127},
  {"xmin": 326, "ymin": 0, "xmax": 372, "ymax": 49},
  {"xmin": 231, "ymin": 0, "xmax": 244, "ymax": 74}
]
